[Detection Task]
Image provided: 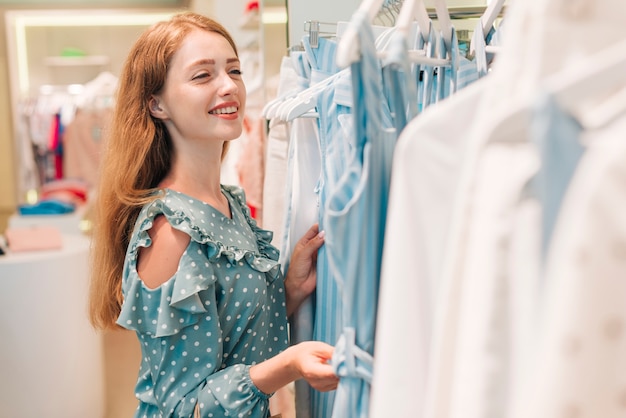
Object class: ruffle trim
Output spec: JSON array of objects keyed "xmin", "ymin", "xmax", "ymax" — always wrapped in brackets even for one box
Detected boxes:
[
  {"xmin": 223, "ymin": 185, "xmax": 281, "ymax": 263},
  {"xmin": 117, "ymin": 186, "xmax": 283, "ymax": 337}
]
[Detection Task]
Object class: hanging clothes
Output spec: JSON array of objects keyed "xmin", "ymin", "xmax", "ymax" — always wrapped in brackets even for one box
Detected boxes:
[
  {"xmin": 326, "ymin": 8, "xmax": 396, "ymax": 418},
  {"xmin": 282, "ymin": 49, "xmax": 323, "ymax": 418},
  {"xmin": 528, "ymin": 93, "xmax": 585, "ymax": 260},
  {"xmin": 300, "ymin": 34, "xmax": 350, "ymax": 418},
  {"xmin": 265, "ymin": 3, "xmax": 498, "ymax": 417},
  {"xmin": 511, "ymin": 102, "xmax": 626, "ymax": 418},
  {"xmin": 381, "ymin": 28, "xmax": 419, "ymax": 134},
  {"xmin": 370, "ymin": 76, "xmax": 492, "ymax": 418},
  {"xmin": 62, "ymin": 107, "xmax": 112, "ymax": 187}
]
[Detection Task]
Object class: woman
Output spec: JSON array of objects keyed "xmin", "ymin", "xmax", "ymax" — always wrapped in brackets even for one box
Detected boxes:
[{"xmin": 89, "ymin": 12, "xmax": 338, "ymax": 417}]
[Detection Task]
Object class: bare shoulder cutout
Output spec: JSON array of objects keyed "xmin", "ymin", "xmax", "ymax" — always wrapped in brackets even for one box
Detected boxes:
[{"xmin": 137, "ymin": 214, "xmax": 191, "ymax": 289}]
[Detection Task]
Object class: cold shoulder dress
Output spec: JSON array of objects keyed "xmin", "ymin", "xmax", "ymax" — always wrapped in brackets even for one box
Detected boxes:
[{"xmin": 117, "ymin": 185, "xmax": 289, "ymax": 418}]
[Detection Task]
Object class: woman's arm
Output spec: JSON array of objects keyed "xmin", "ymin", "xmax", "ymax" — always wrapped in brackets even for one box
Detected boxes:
[{"xmin": 250, "ymin": 341, "xmax": 339, "ymax": 394}]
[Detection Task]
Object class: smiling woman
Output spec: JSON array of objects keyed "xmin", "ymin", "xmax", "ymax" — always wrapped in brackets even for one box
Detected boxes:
[
  {"xmin": 88, "ymin": 11, "xmax": 338, "ymax": 418},
  {"xmin": 147, "ymin": 29, "xmax": 246, "ymax": 160}
]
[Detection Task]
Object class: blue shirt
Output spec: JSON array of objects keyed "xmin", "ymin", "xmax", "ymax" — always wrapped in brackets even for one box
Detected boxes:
[{"xmin": 117, "ymin": 185, "xmax": 287, "ymax": 418}]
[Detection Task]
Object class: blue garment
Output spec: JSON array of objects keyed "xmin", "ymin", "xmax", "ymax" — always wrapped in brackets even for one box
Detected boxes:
[
  {"xmin": 280, "ymin": 34, "xmax": 350, "ymax": 418},
  {"xmin": 410, "ymin": 22, "xmax": 428, "ymax": 115},
  {"xmin": 117, "ymin": 186, "xmax": 287, "ymax": 418},
  {"xmin": 307, "ymin": 37, "xmax": 353, "ymax": 418},
  {"xmin": 436, "ymin": 27, "xmax": 479, "ymax": 102},
  {"xmin": 18, "ymin": 198, "xmax": 75, "ymax": 215},
  {"xmin": 326, "ymin": 9, "xmax": 396, "ymax": 418},
  {"xmin": 419, "ymin": 24, "xmax": 438, "ymax": 111},
  {"xmin": 382, "ymin": 30, "xmax": 419, "ymax": 135},
  {"xmin": 530, "ymin": 92, "xmax": 585, "ymax": 260}
]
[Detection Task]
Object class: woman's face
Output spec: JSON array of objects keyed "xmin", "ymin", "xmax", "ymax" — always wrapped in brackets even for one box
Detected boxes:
[{"xmin": 150, "ymin": 29, "xmax": 246, "ymax": 146}]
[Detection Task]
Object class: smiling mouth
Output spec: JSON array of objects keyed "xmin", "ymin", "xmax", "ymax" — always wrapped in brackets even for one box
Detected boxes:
[{"xmin": 209, "ymin": 106, "xmax": 238, "ymax": 115}]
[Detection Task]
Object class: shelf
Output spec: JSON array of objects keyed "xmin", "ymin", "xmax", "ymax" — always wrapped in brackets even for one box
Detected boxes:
[{"xmin": 44, "ymin": 55, "xmax": 110, "ymax": 67}]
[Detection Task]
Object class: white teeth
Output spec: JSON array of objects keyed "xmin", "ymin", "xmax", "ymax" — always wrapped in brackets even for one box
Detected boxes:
[{"xmin": 209, "ymin": 106, "xmax": 237, "ymax": 114}]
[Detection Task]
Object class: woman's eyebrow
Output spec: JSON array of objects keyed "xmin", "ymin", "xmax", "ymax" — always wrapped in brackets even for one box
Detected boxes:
[{"xmin": 190, "ymin": 57, "xmax": 239, "ymax": 67}]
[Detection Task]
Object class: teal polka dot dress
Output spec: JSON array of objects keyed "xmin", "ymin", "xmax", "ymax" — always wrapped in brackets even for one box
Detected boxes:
[{"xmin": 117, "ymin": 185, "xmax": 289, "ymax": 418}]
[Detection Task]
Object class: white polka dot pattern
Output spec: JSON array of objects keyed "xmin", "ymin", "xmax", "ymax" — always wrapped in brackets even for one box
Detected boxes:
[{"xmin": 117, "ymin": 185, "xmax": 288, "ymax": 417}]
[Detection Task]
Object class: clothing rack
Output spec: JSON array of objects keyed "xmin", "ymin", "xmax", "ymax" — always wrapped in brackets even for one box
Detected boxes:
[
  {"xmin": 303, "ymin": 4, "xmax": 506, "ymax": 49},
  {"xmin": 428, "ymin": 5, "xmax": 507, "ymax": 20}
]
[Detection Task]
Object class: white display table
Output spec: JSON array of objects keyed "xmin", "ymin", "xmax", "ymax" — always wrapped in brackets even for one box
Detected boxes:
[
  {"xmin": 0, "ymin": 233, "xmax": 105, "ymax": 418},
  {"xmin": 8, "ymin": 205, "xmax": 87, "ymax": 235}
]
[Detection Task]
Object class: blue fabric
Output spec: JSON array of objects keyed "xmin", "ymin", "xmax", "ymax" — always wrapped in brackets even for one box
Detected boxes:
[
  {"xmin": 530, "ymin": 92, "xmax": 585, "ymax": 260},
  {"xmin": 309, "ymin": 39, "xmax": 352, "ymax": 418},
  {"xmin": 118, "ymin": 186, "xmax": 286, "ymax": 418},
  {"xmin": 410, "ymin": 22, "xmax": 428, "ymax": 115},
  {"xmin": 18, "ymin": 198, "xmax": 75, "ymax": 215},
  {"xmin": 326, "ymin": 9, "xmax": 396, "ymax": 418},
  {"xmin": 382, "ymin": 30, "xmax": 419, "ymax": 135},
  {"xmin": 436, "ymin": 27, "xmax": 479, "ymax": 102},
  {"xmin": 282, "ymin": 34, "xmax": 351, "ymax": 418},
  {"xmin": 419, "ymin": 24, "xmax": 438, "ymax": 111}
]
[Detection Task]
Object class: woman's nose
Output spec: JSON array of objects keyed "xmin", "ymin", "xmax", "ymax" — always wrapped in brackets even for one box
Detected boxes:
[{"xmin": 218, "ymin": 72, "xmax": 239, "ymax": 96}]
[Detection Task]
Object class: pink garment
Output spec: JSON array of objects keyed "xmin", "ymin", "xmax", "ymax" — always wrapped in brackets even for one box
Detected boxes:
[
  {"xmin": 48, "ymin": 113, "xmax": 63, "ymax": 180},
  {"xmin": 236, "ymin": 115, "xmax": 266, "ymax": 223},
  {"xmin": 62, "ymin": 108, "xmax": 111, "ymax": 187},
  {"xmin": 5, "ymin": 226, "xmax": 63, "ymax": 252}
]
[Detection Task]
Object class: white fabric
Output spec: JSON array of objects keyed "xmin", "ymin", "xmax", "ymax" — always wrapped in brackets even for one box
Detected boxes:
[
  {"xmin": 371, "ymin": 76, "xmax": 491, "ymax": 418},
  {"xmin": 262, "ymin": 57, "xmax": 299, "ymax": 249},
  {"xmin": 447, "ymin": 135, "xmax": 539, "ymax": 418},
  {"xmin": 278, "ymin": 115, "xmax": 321, "ymax": 268},
  {"xmin": 511, "ymin": 113, "xmax": 626, "ymax": 418},
  {"xmin": 261, "ymin": 119, "xmax": 290, "ymax": 247}
]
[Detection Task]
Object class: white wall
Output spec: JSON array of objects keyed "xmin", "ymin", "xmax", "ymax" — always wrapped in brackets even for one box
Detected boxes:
[{"xmin": 287, "ymin": 0, "xmax": 361, "ymax": 47}]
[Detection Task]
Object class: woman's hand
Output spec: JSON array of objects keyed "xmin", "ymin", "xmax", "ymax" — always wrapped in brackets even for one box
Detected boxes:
[
  {"xmin": 249, "ymin": 341, "xmax": 338, "ymax": 395},
  {"xmin": 284, "ymin": 223, "xmax": 325, "ymax": 316},
  {"xmin": 290, "ymin": 341, "xmax": 339, "ymax": 392}
]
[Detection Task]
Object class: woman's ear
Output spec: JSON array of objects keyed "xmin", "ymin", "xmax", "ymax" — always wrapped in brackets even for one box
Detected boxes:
[{"xmin": 148, "ymin": 95, "xmax": 166, "ymax": 119}]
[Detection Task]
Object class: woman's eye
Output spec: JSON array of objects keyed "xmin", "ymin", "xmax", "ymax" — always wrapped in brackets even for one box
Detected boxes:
[
  {"xmin": 230, "ymin": 69, "xmax": 242, "ymax": 76},
  {"xmin": 192, "ymin": 73, "xmax": 210, "ymax": 80}
]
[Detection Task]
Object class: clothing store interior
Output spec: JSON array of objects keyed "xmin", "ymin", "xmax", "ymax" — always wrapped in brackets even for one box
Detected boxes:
[{"xmin": 1, "ymin": 0, "xmax": 625, "ymax": 416}]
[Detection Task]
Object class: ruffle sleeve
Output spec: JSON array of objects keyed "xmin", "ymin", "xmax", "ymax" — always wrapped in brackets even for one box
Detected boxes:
[{"xmin": 117, "ymin": 190, "xmax": 284, "ymax": 337}]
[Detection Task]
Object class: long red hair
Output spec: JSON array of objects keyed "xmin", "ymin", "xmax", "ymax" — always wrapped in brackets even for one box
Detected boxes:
[{"xmin": 89, "ymin": 12, "xmax": 237, "ymax": 330}]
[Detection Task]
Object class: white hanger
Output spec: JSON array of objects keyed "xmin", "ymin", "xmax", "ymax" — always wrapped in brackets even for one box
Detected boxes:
[
  {"xmin": 546, "ymin": 37, "xmax": 626, "ymax": 130},
  {"xmin": 336, "ymin": 0, "xmax": 386, "ymax": 68},
  {"xmin": 433, "ymin": 0, "xmax": 453, "ymax": 47},
  {"xmin": 262, "ymin": 89, "xmax": 300, "ymax": 119},
  {"xmin": 469, "ymin": 0, "xmax": 506, "ymax": 56},
  {"xmin": 395, "ymin": 0, "xmax": 430, "ymax": 40},
  {"xmin": 388, "ymin": 0, "xmax": 451, "ymax": 66},
  {"xmin": 277, "ymin": 69, "xmax": 350, "ymax": 121},
  {"xmin": 480, "ymin": 0, "xmax": 506, "ymax": 38},
  {"xmin": 489, "ymin": 37, "xmax": 626, "ymax": 146}
]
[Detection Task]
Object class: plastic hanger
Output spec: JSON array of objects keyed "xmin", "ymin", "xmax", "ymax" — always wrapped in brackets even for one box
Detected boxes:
[
  {"xmin": 395, "ymin": 0, "xmax": 430, "ymax": 40},
  {"xmin": 546, "ymin": 37, "xmax": 626, "ymax": 130},
  {"xmin": 336, "ymin": 0, "xmax": 386, "ymax": 68},
  {"xmin": 488, "ymin": 37, "xmax": 626, "ymax": 145},
  {"xmin": 433, "ymin": 0, "xmax": 453, "ymax": 48},
  {"xmin": 387, "ymin": 0, "xmax": 450, "ymax": 66},
  {"xmin": 275, "ymin": 68, "xmax": 350, "ymax": 122},
  {"xmin": 262, "ymin": 88, "xmax": 301, "ymax": 119},
  {"xmin": 469, "ymin": 0, "xmax": 506, "ymax": 56},
  {"xmin": 480, "ymin": 0, "xmax": 506, "ymax": 38}
]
